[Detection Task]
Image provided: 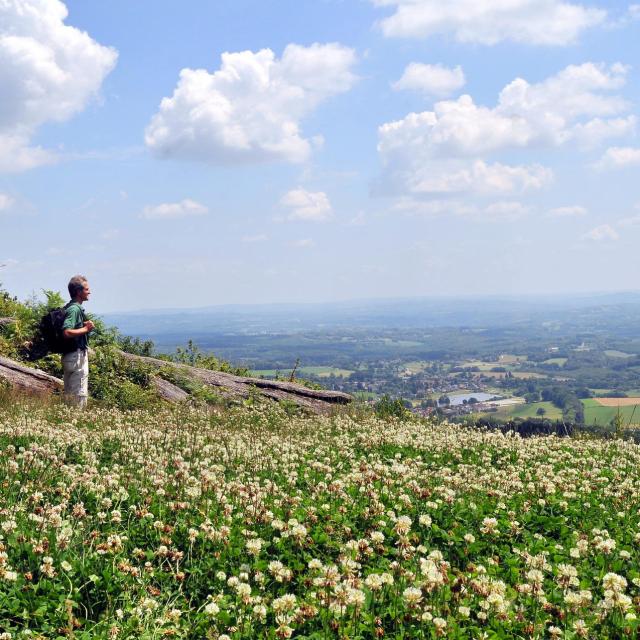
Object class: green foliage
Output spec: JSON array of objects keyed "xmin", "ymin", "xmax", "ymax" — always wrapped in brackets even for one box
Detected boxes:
[
  {"xmin": 118, "ymin": 334, "xmax": 155, "ymax": 356},
  {"xmin": 174, "ymin": 339, "xmax": 250, "ymax": 376},
  {"xmin": 88, "ymin": 346, "xmax": 157, "ymax": 409},
  {"xmin": 0, "ymin": 402, "xmax": 639, "ymax": 638},
  {"xmin": 374, "ymin": 394, "xmax": 410, "ymax": 420}
]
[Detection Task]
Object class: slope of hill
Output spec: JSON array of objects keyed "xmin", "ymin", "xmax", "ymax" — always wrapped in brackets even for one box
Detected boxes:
[{"xmin": 0, "ymin": 286, "xmax": 350, "ymax": 412}]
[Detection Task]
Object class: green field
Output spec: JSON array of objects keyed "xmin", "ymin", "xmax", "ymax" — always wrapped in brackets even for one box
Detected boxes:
[
  {"xmin": 604, "ymin": 350, "xmax": 634, "ymax": 358},
  {"xmin": 497, "ymin": 353, "xmax": 528, "ymax": 363},
  {"xmin": 505, "ymin": 401, "xmax": 563, "ymax": 420},
  {"xmin": 542, "ymin": 357, "xmax": 568, "ymax": 366},
  {"xmin": 253, "ymin": 366, "xmax": 354, "ymax": 379},
  {"xmin": 402, "ymin": 360, "xmax": 430, "ymax": 374},
  {"xmin": 582, "ymin": 398, "xmax": 640, "ymax": 426}
]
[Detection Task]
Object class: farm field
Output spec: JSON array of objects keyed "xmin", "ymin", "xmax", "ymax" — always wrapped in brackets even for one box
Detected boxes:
[
  {"xmin": 1, "ymin": 401, "xmax": 639, "ymax": 638},
  {"xmin": 582, "ymin": 398, "xmax": 640, "ymax": 426},
  {"xmin": 468, "ymin": 370, "xmax": 549, "ymax": 379},
  {"xmin": 542, "ymin": 357, "xmax": 568, "ymax": 366},
  {"xmin": 253, "ymin": 366, "xmax": 354, "ymax": 379},
  {"xmin": 596, "ymin": 397, "xmax": 640, "ymax": 407},
  {"xmin": 501, "ymin": 400, "xmax": 563, "ymax": 420}
]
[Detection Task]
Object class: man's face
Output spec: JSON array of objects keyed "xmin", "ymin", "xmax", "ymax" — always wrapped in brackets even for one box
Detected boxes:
[{"xmin": 80, "ymin": 282, "xmax": 91, "ymax": 302}]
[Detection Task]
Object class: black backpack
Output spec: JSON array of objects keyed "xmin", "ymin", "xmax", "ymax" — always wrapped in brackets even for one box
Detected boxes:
[{"xmin": 38, "ymin": 303, "xmax": 77, "ymax": 355}]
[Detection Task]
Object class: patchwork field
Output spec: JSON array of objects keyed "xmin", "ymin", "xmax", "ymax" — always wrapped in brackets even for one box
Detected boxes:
[
  {"xmin": 253, "ymin": 366, "xmax": 354, "ymax": 379},
  {"xmin": 503, "ymin": 400, "xmax": 564, "ymax": 420},
  {"xmin": 1, "ymin": 401, "xmax": 639, "ymax": 638},
  {"xmin": 596, "ymin": 397, "xmax": 640, "ymax": 407},
  {"xmin": 582, "ymin": 398, "xmax": 640, "ymax": 426}
]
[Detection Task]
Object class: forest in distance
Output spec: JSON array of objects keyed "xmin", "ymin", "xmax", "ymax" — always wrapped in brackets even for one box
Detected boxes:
[{"xmin": 104, "ymin": 293, "xmax": 640, "ymax": 427}]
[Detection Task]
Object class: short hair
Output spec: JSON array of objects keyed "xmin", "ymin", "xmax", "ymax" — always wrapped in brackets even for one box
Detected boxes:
[{"xmin": 68, "ymin": 275, "xmax": 88, "ymax": 298}]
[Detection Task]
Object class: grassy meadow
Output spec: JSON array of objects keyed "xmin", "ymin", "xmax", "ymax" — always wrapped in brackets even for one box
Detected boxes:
[
  {"xmin": 253, "ymin": 367, "xmax": 354, "ymax": 379},
  {"xmin": 582, "ymin": 398, "xmax": 640, "ymax": 427},
  {"xmin": 0, "ymin": 398, "xmax": 639, "ymax": 638}
]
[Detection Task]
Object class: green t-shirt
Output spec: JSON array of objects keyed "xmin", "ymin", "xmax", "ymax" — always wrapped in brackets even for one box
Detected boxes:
[{"xmin": 62, "ymin": 302, "xmax": 88, "ymax": 351}]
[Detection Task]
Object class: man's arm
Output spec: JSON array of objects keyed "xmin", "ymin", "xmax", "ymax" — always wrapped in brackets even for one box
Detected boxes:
[{"xmin": 63, "ymin": 320, "xmax": 94, "ymax": 339}]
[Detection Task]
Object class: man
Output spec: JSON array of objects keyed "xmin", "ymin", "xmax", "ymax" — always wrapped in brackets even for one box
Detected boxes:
[{"xmin": 62, "ymin": 275, "xmax": 94, "ymax": 408}]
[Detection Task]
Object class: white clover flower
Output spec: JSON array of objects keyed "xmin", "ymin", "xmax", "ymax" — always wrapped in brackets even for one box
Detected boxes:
[
  {"xmin": 246, "ymin": 538, "xmax": 263, "ymax": 556},
  {"xmin": 418, "ymin": 514, "xmax": 432, "ymax": 527},
  {"xmin": 403, "ymin": 586, "xmax": 422, "ymax": 605}
]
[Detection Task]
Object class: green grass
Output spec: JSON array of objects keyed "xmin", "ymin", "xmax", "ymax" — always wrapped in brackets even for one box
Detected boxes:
[
  {"xmin": 582, "ymin": 398, "xmax": 640, "ymax": 426},
  {"xmin": 497, "ymin": 353, "xmax": 528, "ymax": 363},
  {"xmin": 542, "ymin": 357, "xmax": 568, "ymax": 366},
  {"xmin": 604, "ymin": 350, "xmax": 634, "ymax": 358},
  {"xmin": 402, "ymin": 361, "xmax": 430, "ymax": 374},
  {"xmin": 253, "ymin": 366, "xmax": 354, "ymax": 378},
  {"xmin": 504, "ymin": 401, "xmax": 563, "ymax": 420}
]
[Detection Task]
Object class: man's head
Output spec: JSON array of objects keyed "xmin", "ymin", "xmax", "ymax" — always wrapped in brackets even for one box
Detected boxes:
[{"xmin": 68, "ymin": 275, "xmax": 91, "ymax": 302}]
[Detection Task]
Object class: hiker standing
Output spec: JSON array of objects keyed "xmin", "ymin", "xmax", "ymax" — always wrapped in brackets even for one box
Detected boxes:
[{"xmin": 62, "ymin": 275, "xmax": 94, "ymax": 408}]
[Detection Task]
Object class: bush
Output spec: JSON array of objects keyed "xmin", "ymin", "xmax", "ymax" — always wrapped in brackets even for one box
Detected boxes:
[{"xmin": 374, "ymin": 394, "xmax": 410, "ymax": 420}]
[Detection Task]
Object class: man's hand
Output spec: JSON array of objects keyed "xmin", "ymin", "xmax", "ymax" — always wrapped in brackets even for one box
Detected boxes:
[{"xmin": 84, "ymin": 320, "xmax": 95, "ymax": 333}]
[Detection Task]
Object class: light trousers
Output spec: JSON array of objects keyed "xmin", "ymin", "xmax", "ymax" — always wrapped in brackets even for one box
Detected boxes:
[{"xmin": 62, "ymin": 349, "xmax": 89, "ymax": 408}]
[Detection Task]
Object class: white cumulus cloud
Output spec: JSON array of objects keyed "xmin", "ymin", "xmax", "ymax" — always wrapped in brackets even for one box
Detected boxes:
[
  {"xmin": 0, "ymin": 0, "xmax": 117, "ymax": 172},
  {"xmin": 145, "ymin": 43, "xmax": 357, "ymax": 165},
  {"xmin": 393, "ymin": 63, "xmax": 465, "ymax": 98},
  {"xmin": 0, "ymin": 193, "xmax": 15, "ymax": 212},
  {"xmin": 583, "ymin": 224, "xmax": 619, "ymax": 241},
  {"xmin": 377, "ymin": 63, "xmax": 631, "ymax": 197},
  {"xmin": 280, "ymin": 188, "xmax": 333, "ymax": 222},
  {"xmin": 142, "ymin": 199, "xmax": 208, "ymax": 220},
  {"xmin": 371, "ymin": 0, "xmax": 606, "ymax": 45},
  {"xmin": 596, "ymin": 146, "xmax": 640, "ymax": 169}
]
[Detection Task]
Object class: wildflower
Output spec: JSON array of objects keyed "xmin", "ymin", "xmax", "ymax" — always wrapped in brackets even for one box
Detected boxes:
[
  {"xmin": 403, "ymin": 586, "xmax": 422, "ymax": 605},
  {"xmin": 394, "ymin": 515, "xmax": 412, "ymax": 535},
  {"xmin": 433, "ymin": 617, "xmax": 447, "ymax": 636},
  {"xmin": 246, "ymin": 538, "xmax": 263, "ymax": 556},
  {"xmin": 573, "ymin": 620, "xmax": 588, "ymax": 638},
  {"xmin": 480, "ymin": 517, "xmax": 499, "ymax": 535},
  {"xmin": 204, "ymin": 601, "xmax": 219, "ymax": 617}
]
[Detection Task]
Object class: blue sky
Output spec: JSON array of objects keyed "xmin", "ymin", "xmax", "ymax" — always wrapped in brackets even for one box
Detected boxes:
[{"xmin": 1, "ymin": 0, "xmax": 639, "ymax": 312}]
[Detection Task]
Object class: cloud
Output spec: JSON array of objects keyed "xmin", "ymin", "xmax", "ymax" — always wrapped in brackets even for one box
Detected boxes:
[
  {"xmin": 482, "ymin": 201, "xmax": 530, "ymax": 220},
  {"xmin": 0, "ymin": 0, "xmax": 117, "ymax": 172},
  {"xmin": 391, "ymin": 197, "xmax": 530, "ymax": 221},
  {"xmin": 618, "ymin": 214, "xmax": 640, "ymax": 228},
  {"xmin": 241, "ymin": 234, "xmax": 269, "ymax": 243},
  {"xmin": 596, "ymin": 146, "xmax": 640, "ymax": 169},
  {"xmin": 142, "ymin": 199, "xmax": 208, "ymax": 220},
  {"xmin": 280, "ymin": 188, "xmax": 333, "ymax": 221},
  {"xmin": 392, "ymin": 63, "xmax": 465, "ymax": 98},
  {"xmin": 389, "ymin": 159, "xmax": 552, "ymax": 195},
  {"xmin": 145, "ymin": 43, "xmax": 357, "ymax": 165},
  {"xmin": 291, "ymin": 238, "xmax": 315, "ymax": 248},
  {"xmin": 548, "ymin": 205, "xmax": 588, "ymax": 217},
  {"xmin": 371, "ymin": 0, "xmax": 606, "ymax": 45},
  {"xmin": 0, "ymin": 193, "xmax": 14, "ymax": 212},
  {"xmin": 583, "ymin": 224, "xmax": 619, "ymax": 241},
  {"xmin": 377, "ymin": 63, "xmax": 631, "ymax": 197}
]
